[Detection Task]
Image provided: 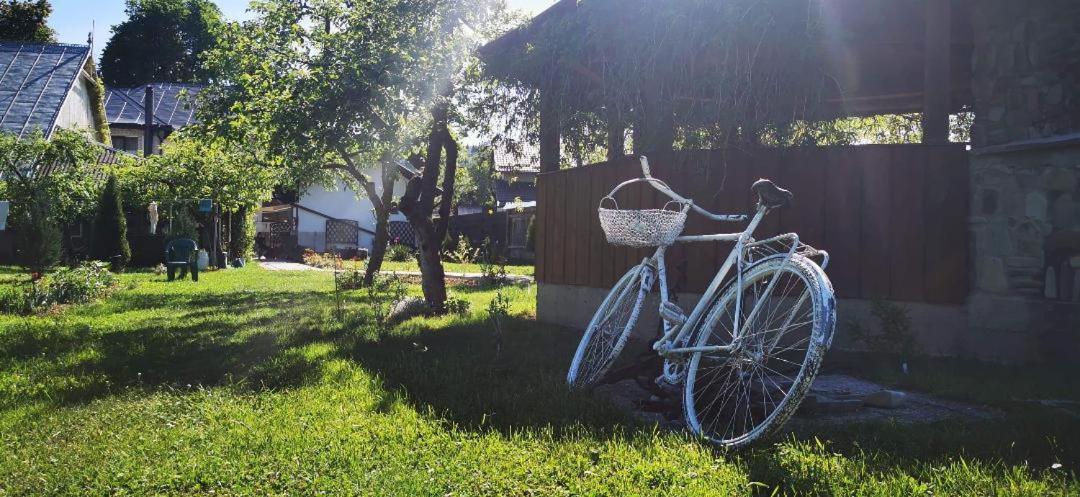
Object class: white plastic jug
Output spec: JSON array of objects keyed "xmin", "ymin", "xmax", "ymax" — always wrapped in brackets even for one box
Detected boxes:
[{"xmin": 197, "ymin": 249, "xmax": 210, "ymax": 270}]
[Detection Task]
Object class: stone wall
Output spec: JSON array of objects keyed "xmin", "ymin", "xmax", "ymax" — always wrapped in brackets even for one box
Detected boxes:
[
  {"xmin": 970, "ymin": 0, "xmax": 1080, "ymax": 148},
  {"xmin": 967, "ymin": 0, "xmax": 1080, "ymax": 362}
]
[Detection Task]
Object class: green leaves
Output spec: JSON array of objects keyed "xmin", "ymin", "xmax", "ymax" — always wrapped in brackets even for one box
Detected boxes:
[
  {"xmin": 100, "ymin": 0, "xmax": 224, "ymax": 87},
  {"xmin": 124, "ymin": 131, "xmax": 281, "ymax": 213},
  {"xmin": 198, "ymin": 0, "xmax": 491, "ymax": 188},
  {"xmin": 0, "ymin": 129, "xmax": 103, "ymax": 227},
  {"xmin": 0, "ymin": 0, "xmax": 56, "ymax": 42}
]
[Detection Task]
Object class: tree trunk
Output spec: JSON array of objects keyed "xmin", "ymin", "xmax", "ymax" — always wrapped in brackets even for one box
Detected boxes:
[
  {"xmin": 364, "ymin": 202, "xmax": 391, "ymax": 286},
  {"xmin": 412, "ymin": 221, "xmax": 447, "ymax": 312},
  {"xmin": 399, "ymin": 101, "xmax": 457, "ymax": 314}
]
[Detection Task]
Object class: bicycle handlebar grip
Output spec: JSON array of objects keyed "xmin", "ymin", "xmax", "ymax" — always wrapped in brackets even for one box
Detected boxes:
[{"xmin": 639, "ymin": 156, "xmax": 652, "ymax": 178}]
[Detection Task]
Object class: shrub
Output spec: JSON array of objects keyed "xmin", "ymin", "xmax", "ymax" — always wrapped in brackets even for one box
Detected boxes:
[
  {"xmin": 168, "ymin": 206, "xmax": 199, "ymax": 241},
  {"xmin": 386, "ymin": 244, "xmax": 414, "ymax": 262},
  {"xmin": 302, "ymin": 249, "xmax": 342, "ymax": 269},
  {"xmin": 90, "ymin": 175, "xmax": 130, "ymax": 271},
  {"xmin": 442, "ymin": 236, "xmax": 478, "ymax": 263},
  {"xmin": 335, "ymin": 268, "xmax": 365, "ymax": 290},
  {"xmin": 526, "ymin": 217, "xmax": 536, "ymax": 252},
  {"xmin": 488, "ymin": 291, "xmax": 512, "ymax": 360},
  {"xmin": 0, "ymin": 261, "xmax": 116, "ymax": 315},
  {"xmin": 229, "ymin": 205, "xmax": 255, "ymax": 261},
  {"xmin": 847, "ymin": 298, "xmax": 918, "ymax": 359},
  {"xmin": 39, "ymin": 261, "xmax": 116, "ymax": 306},
  {"xmin": 478, "ymin": 238, "xmax": 508, "ymax": 286},
  {"xmin": 14, "ymin": 195, "xmax": 61, "ymax": 273},
  {"xmin": 367, "ymin": 273, "xmax": 408, "ymax": 335},
  {"xmin": 445, "ymin": 295, "xmax": 471, "ymax": 315},
  {"xmin": 0, "ymin": 285, "xmax": 31, "ymax": 314}
]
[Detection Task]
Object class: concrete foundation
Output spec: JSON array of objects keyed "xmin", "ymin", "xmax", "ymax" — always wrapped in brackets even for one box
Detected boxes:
[{"xmin": 536, "ymin": 282, "xmax": 1073, "ymax": 364}]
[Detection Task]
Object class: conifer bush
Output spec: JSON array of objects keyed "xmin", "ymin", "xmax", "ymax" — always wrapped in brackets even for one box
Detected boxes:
[{"xmin": 90, "ymin": 175, "xmax": 131, "ymax": 271}]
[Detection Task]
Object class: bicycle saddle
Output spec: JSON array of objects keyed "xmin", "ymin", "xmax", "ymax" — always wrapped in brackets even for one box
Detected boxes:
[{"xmin": 751, "ymin": 178, "xmax": 793, "ymax": 209}]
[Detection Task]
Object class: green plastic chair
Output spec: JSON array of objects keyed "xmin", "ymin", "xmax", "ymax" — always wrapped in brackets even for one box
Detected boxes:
[{"xmin": 165, "ymin": 238, "xmax": 199, "ymax": 282}]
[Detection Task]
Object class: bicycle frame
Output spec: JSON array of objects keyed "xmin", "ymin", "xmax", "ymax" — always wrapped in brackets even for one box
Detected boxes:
[{"xmin": 628, "ymin": 157, "xmax": 822, "ymax": 359}]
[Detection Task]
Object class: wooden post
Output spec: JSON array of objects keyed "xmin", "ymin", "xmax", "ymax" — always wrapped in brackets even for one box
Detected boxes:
[
  {"xmin": 606, "ymin": 110, "xmax": 625, "ymax": 161},
  {"xmin": 635, "ymin": 87, "xmax": 675, "ymax": 154},
  {"xmin": 539, "ymin": 88, "xmax": 560, "ymax": 173},
  {"xmin": 922, "ymin": 0, "xmax": 951, "ymax": 144}
]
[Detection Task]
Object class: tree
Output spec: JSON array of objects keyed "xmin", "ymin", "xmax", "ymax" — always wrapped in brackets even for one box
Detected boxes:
[
  {"xmin": 200, "ymin": 0, "xmax": 490, "ymax": 288},
  {"xmin": 454, "ymin": 145, "xmax": 495, "ymax": 212},
  {"xmin": 399, "ymin": 101, "xmax": 459, "ymax": 312},
  {"xmin": 100, "ymin": 0, "xmax": 223, "ymax": 87},
  {"xmin": 113, "ymin": 130, "xmax": 280, "ymax": 259},
  {"xmin": 14, "ymin": 191, "xmax": 61, "ymax": 273},
  {"xmin": 0, "ymin": 0, "xmax": 55, "ymax": 42},
  {"xmin": 0, "ymin": 130, "xmax": 106, "ymax": 271},
  {"xmin": 90, "ymin": 175, "xmax": 131, "ymax": 271}
]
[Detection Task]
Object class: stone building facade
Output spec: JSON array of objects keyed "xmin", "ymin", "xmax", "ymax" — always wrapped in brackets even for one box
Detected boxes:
[{"xmin": 968, "ymin": 0, "xmax": 1080, "ymax": 361}]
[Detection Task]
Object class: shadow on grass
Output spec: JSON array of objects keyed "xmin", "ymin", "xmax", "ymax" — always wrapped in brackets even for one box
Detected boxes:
[
  {"xmin": 337, "ymin": 315, "xmax": 635, "ymax": 435},
  {"xmin": 0, "ymin": 287, "xmax": 345, "ymax": 408},
  {"xmin": 5, "ymin": 274, "xmax": 1078, "ymax": 477}
]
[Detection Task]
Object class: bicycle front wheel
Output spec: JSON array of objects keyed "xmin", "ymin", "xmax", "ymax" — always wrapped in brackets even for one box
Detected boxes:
[
  {"xmin": 567, "ymin": 262, "xmax": 653, "ymax": 389},
  {"xmin": 683, "ymin": 255, "xmax": 834, "ymax": 448}
]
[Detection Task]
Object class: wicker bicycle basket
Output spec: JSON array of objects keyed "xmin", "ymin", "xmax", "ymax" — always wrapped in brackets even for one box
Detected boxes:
[{"xmin": 598, "ymin": 196, "xmax": 689, "ymax": 247}]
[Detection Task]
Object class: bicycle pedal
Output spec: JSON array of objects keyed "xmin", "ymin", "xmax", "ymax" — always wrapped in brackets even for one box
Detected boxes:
[{"xmin": 659, "ymin": 301, "xmax": 687, "ymax": 326}]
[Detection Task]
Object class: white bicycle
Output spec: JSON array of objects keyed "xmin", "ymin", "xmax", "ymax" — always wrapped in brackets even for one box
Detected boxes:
[{"xmin": 567, "ymin": 156, "xmax": 836, "ymax": 448}]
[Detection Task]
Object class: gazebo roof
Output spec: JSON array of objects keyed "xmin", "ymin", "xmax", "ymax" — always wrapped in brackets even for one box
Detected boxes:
[{"xmin": 479, "ymin": 0, "xmax": 973, "ymax": 119}]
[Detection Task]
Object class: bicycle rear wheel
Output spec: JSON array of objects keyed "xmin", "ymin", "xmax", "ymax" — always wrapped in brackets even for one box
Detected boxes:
[
  {"xmin": 683, "ymin": 255, "xmax": 834, "ymax": 448},
  {"xmin": 567, "ymin": 262, "xmax": 654, "ymax": 389}
]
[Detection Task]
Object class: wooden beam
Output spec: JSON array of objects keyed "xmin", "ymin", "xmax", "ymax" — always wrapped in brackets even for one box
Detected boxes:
[
  {"xmin": 922, "ymin": 0, "xmax": 952, "ymax": 144},
  {"xmin": 539, "ymin": 88, "xmax": 561, "ymax": 173}
]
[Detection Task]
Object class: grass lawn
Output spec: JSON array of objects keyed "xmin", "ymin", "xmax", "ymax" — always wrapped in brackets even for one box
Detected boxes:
[
  {"xmin": 0, "ymin": 266, "xmax": 1076, "ymax": 495},
  {"xmin": 341, "ymin": 259, "xmax": 535, "ymax": 277}
]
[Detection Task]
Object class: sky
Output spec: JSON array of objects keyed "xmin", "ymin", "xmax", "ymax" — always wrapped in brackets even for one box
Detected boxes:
[{"xmin": 48, "ymin": 0, "xmax": 559, "ymax": 60}]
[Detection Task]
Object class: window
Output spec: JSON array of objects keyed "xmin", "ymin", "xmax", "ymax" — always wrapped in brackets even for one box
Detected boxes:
[
  {"xmin": 509, "ymin": 215, "xmax": 529, "ymax": 249},
  {"xmin": 114, "ymin": 136, "xmax": 139, "ymax": 153}
]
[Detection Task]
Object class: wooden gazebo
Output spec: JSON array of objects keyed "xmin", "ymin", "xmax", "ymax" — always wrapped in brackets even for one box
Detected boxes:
[{"xmin": 479, "ymin": 0, "xmax": 973, "ymax": 172}]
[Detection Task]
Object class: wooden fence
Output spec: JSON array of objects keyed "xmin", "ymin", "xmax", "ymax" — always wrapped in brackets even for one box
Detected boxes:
[{"xmin": 535, "ymin": 145, "xmax": 970, "ymax": 304}]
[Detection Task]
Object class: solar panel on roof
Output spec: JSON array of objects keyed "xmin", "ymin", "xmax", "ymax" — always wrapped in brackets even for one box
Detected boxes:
[{"xmin": 0, "ymin": 42, "xmax": 90, "ymax": 138}]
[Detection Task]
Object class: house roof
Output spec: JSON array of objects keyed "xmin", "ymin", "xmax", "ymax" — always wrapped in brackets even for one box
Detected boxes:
[
  {"xmin": 104, "ymin": 83, "xmax": 203, "ymax": 128},
  {"xmin": 0, "ymin": 42, "xmax": 92, "ymax": 138},
  {"xmin": 494, "ymin": 177, "xmax": 537, "ymax": 206},
  {"xmin": 36, "ymin": 147, "xmax": 124, "ymax": 181},
  {"xmin": 493, "ymin": 144, "xmax": 540, "ymax": 174},
  {"xmin": 479, "ymin": 0, "xmax": 974, "ymax": 119}
]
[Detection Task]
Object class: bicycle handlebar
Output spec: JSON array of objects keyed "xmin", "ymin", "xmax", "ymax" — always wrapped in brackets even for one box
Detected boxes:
[{"xmin": 638, "ymin": 156, "xmax": 748, "ymax": 222}]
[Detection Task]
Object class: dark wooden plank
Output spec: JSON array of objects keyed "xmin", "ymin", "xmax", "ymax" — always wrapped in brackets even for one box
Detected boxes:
[
  {"xmin": 713, "ymin": 148, "xmax": 750, "ymax": 279},
  {"xmin": 659, "ymin": 153, "xmax": 690, "ymax": 293},
  {"xmin": 682, "ymin": 151, "xmax": 715, "ymax": 293},
  {"xmin": 753, "ymin": 149, "xmax": 783, "ymax": 239},
  {"xmin": 548, "ymin": 172, "xmax": 567, "ymax": 285},
  {"xmin": 923, "ymin": 145, "xmax": 969, "ymax": 304},
  {"xmin": 576, "ymin": 166, "xmax": 595, "ymax": 287},
  {"xmin": 822, "ymin": 147, "xmax": 863, "ymax": 299},
  {"xmin": 601, "ymin": 163, "xmax": 623, "ymax": 287},
  {"xmin": 564, "ymin": 169, "xmax": 582, "ymax": 286},
  {"xmin": 781, "ymin": 148, "xmax": 827, "ymax": 250},
  {"xmin": 859, "ymin": 146, "xmax": 894, "ymax": 299},
  {"xmin": 888, "ymin": 146, "xmax": 926, "ymax": 301},
  {"xmin": 588, "ymin": 163, "xmax": 607, "ymax": 288}
]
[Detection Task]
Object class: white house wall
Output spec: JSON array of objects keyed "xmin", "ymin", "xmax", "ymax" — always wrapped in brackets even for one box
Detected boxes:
[
  {"xmin": 296, "ymin": 173, "xmax": 405, "ymax": 252},
  {"xmin": 53, "ymin": 73, "xmax": 98, "ymax": 136}
]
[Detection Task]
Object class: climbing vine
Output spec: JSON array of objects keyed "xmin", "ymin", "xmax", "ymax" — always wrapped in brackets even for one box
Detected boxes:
[{"xmin": 83, "ymin": 59, "xmax": 112, "ymax": 146}]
